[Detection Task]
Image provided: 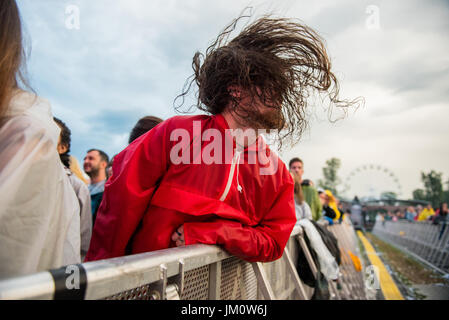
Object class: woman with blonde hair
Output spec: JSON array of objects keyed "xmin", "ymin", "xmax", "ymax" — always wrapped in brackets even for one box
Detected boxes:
[
  {"xmin": 70, "ymin": 155, "xmax": 90, "ymax": 184},
  {"xmin": 0, "ymin": 0, "xmax": 80, "ymax": 279}
]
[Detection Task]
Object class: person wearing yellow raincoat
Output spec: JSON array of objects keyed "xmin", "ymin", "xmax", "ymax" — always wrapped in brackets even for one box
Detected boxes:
[
  {"xmin": 325, "ymin": 190, "xmax": 341, "ymax": 222},
  {"xmin": 318, "ymin": 189, "xmax": 341, "ymax": 225},
  {"xmin": 417, "ymin": 204, "xmax": 435, "ymax": 221}
]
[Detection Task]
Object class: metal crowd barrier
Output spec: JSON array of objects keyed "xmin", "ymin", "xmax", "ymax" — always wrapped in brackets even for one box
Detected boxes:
[
  {"xmin": 327, "ymin": 218, "xmax": 368, "ymax": 300},
  {"xmin": 372, "ymin": 220, "xmax": 449, "ymax": 273},
  {"xmin": 0, "ymin": 220, "xmax": 367, "ymax": 300}
]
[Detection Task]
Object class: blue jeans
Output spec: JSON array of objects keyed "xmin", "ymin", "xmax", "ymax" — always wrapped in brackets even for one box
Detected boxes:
[{"xmin": 324, "ymin": 216, "xmax": 334, "ymax": 225}]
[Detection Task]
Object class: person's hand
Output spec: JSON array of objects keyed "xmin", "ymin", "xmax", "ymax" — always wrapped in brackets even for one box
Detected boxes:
[{"xmin": 171, "ymin": 225, "xmax": 185, "ymax": 247}]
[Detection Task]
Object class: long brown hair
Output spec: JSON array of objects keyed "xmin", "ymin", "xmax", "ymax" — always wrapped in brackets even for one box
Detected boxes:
[
  {"xmin": 0, "ymin": 0, "xmax": 27, "ymax": 121},
  {"xmin": 292, "ymin": 171, "xmax": 304, "ymax": 205},
  {"xmin": 176, "ymin": 11, "xmax": 363, "ymax": 147}
]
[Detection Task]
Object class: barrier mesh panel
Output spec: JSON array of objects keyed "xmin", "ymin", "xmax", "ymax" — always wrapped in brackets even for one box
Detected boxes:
[
  {"xmin": 104, "ymin": 265, "xmax": 210, "ymax": 300},
  {"xmin": 285, "ymin": 237, "xmax": 304, "ymax": 300},
  {"xmin": 328, "ymin": 222, "xmax": 367, "ymax": 300},
  {"xmin": 220, "ymin": 257, "xmax": 258, "ymax": 300},
  {"xmin": 180, "ymin": 265, "xmax": 210, "ymax": 300},
  {"xmin": 105, "ymin": 284, "xmax": 152, "ymax": 300},
  {"xmin": 373, "ymin": 221, "xmax": 449, "ymax": 273},
  {"xmin": 262, "ymin": 239, "xmax": 298, "ymax": 300}
]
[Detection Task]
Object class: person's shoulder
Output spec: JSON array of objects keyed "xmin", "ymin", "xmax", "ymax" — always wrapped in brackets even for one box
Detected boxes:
[
  {"xmin": 274, "ymin": 158, "xmax": 293, "ymax": 185},
  {"xmin": 3, "ymin": 90, "xmax": 59, "ymax": 145},
  {"xmin": 0, "ymin": 113, "xmax": 53, "ymax": 148},
  {"xmin": 0, "ymin": 114, "xmax": 63, "ymax": 186},
  {"xmin": 68, "ymin": 170, "xmax": 90, "ymax": 194},
  {"xmin": 8, "ymin": 90, "xmax": 52, "ymax": 119}
]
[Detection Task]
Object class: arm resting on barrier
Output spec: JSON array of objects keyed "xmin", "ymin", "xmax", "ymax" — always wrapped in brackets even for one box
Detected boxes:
[{"xmin": 183, "ymin": 181, "xmax": 296, "ymax": 263}]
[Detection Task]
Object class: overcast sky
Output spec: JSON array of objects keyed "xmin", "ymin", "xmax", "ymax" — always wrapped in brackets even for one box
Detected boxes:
[{"xmin": 17, "ymin": 0, "xmax": 449, "ymax": 199}]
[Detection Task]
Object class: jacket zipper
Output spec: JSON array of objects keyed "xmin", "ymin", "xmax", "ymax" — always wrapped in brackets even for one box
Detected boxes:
[{"xmin": 219, "ymin": 151, "xmax": 241, "ymax": 201}]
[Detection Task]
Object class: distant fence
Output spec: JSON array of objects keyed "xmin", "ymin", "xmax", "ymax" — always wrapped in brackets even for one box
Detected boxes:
[
  {"xmin": 0, "ymin": 219, "xmax": 367, "ymax": 300},
  {"xmin": 372, "ymin": 220, "xmax": 449, "ymax": 273}
]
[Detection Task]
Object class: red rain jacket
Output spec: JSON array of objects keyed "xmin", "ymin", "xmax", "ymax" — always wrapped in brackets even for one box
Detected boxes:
[{"xmin": 85, "ymin": 114, "xmax": 295, "ymax": 263}]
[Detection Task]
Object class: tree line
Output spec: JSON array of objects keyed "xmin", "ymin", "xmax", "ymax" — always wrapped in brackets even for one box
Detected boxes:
[
  {"xmin": 316, "ymin": 158, "xmax": 449, "ymax": 207},
  {"xmin": 412, "ymin": 171, "xmax": 449, "ymax": 208}
]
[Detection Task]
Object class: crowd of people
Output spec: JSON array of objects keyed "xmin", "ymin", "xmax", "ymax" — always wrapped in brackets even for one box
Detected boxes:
[
  {"xmin": 0, "ymin": 0, "xmax": 358, "ymax": 284},
  {"xmin": 378, "ymin": 202, "xmax": 449, "ymax": 241},
  {"xmin": 380, "ymin": 202, "xmax": 449, "ymax": 224}
]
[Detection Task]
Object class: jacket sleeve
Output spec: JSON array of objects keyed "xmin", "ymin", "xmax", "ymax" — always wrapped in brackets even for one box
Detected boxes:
[
  {"xmin": 183, "ymin": 180, "xmax": 296, "ymax": 263},
  {"xmin": 314, "ymin": 191, "xmax": 323, "ymax": 221},
  {"xmin": 304, "ymin": 186, "xmax": 322, "ymax": 221},
  {"xmin": 85, "ymin": 121, "xmax": 169, "ymax": 261}
]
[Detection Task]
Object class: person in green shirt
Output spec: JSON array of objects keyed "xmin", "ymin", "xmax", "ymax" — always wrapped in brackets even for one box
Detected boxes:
[{"xmin": 289, "ymin": 157, "xmax": 323, "ymax": 221}]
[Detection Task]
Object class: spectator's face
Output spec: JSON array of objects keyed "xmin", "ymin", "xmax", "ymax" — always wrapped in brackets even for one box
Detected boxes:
[
  {"xmin": 83, "ymin": 151, "xmax": 104, "ymax": 175},
  {"xmin": 290, "ymin": 161, "xmax": 304, "ymax": 181},
  {"xmin": 443, "ymin": 203, "xmax": 448, "ymax": 211},
  {"xmin": 319, "ymin": 192, "xmax": 329, "ymax": 205}
]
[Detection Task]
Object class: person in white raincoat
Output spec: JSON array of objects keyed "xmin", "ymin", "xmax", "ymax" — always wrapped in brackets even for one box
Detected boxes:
[
  {"xmin": 291, "ymin": 171, "xmax": 339, "ymax": 281},
  {"xmin": 0, "ymin": 90, "xmax": 81, "ymax": 279},
  {"xmin": 0, "ymin": 0, "xmax": 80, "ymax": 279}
]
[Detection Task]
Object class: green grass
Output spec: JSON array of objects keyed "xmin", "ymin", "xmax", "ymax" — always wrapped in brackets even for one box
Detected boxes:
[{"xmin": 365, "ymin": 233, "xmax": 444, "ymax": 286}]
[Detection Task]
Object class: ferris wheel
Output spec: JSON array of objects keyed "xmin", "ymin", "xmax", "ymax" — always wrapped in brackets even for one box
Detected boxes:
[{"xmin": 340, "ymin": 164, "xmax": 402, "ymax": 200}]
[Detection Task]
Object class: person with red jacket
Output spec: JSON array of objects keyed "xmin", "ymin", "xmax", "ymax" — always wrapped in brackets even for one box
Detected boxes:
[{"xmin": 85, "ymin": 15, "xmax": 357, "ymax": 263}]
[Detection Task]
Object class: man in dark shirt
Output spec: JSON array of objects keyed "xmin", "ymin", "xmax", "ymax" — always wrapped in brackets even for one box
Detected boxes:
[{"xmin": 83, "ymin": 149, "xmax": 109, "ymax": 225}]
